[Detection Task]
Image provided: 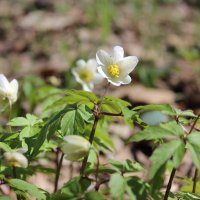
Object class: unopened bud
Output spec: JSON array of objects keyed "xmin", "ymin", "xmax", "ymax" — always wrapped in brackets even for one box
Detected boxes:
[
  {"xmin": 61, "ymin": 135, "xmax": 91, "ymax": 161},
  {"xmin": 4, "ymin": 152, "xmax": 28, "ymax": 168}
]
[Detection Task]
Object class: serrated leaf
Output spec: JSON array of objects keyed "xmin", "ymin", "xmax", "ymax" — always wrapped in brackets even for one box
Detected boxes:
[
  {"xmin": 61, "ymin": 107, "xmax": 85, "ymax": 135},
  {"xmin": 109, "ymin": 159, "xmax": 143, "ymax": 174},
  {"xmin": 128, "ymin": 121, "xmax": 183, "ymax": 143},
  {"xmin": 186, "ymin": 142, "xmax": 200, "ymax": 172},
  {"xmin": 78, "ymin": 105, "xmax": 94, "ymax": 123},
  {"xmin": 150, "ymin": 140, "xmax": 183, "ymax": 179},
  {"xmin": 109, "ymin": 173, "xmax": 125, "ymax": 199},
  {"xmin": 9, "ymin": 179, "xmax": 46, "ymax": 200}
]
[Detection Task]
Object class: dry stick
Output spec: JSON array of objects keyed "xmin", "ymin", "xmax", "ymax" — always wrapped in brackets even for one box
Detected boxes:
[
  {"xmin": 164, "ymin": 114, "xmax": 200, "ymax": 200},
  {"xmin": 69, "ymin": 162, "xmax": 73, "ymax": 179},
  {"xmin": 54, "ymin": 151, "xmax": 64, "ymax": 192}
]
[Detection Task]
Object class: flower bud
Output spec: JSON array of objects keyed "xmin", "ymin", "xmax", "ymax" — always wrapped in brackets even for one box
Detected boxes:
[
  {"xmin": 4, "ymin": 152, "xmax": 28, "ymax": 168},
  {"xmin": 61, "ymin": 135, "xmax": 91, "ymax": 161}
]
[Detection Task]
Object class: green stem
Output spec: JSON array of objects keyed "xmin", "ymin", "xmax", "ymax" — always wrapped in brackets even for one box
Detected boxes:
[
  {"xmin": 12, "ymin": 167, "xmax": 21, "ymax": 200},
  {"xmin": 163, "ymin": 168, "xmax": 176, "ymax": 200},
  {"xmin": 192, "ymin": 168, "xmax": 198, "ymax": 193},
  {"xmin": 81, "ymin": 115, "xmax": 99, "ymax": 175},
  {"xmin": 95, "ymin": 152, "xmax": 100, "ymax": 191},
  {"xmin": 54, "ymin": 151, "xmax": 64, "ymax": 193}
]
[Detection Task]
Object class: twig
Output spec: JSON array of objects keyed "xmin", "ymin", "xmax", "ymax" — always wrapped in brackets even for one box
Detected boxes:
[
  {"xmin": 192, "ymin": 168, "xmax": 198, "ymax": 193},
  {"xmin": 54, "ymin": 151, "xmax": 64, "ymax": 192},
  {"xmin": 163, "ymin": 168, "xmax": 176, "ymax": 200}
]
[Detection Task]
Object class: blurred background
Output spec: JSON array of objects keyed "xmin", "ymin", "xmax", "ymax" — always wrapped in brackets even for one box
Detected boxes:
[{"xmin": 0, "ymin": 0, "xmax": 200, "ymax": 112}]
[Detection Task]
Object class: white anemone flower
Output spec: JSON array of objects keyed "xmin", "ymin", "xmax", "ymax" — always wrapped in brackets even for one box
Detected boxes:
[
  {"xmin": 4, "ymin": 151, "xmax": 28, "ymax": 168},
  {"xmin": 0, "ymin": 74, "xmax": 18, "ymax": 104},
  {"xmin": 72, "ymin": 59, "xmax": 103, "ymax": 91},
  {"xmin": 96, "ymin": 46, "xmax": 139, "ymax": 86},
  {"xmin": 61, "ymin": 135, "xmax": 91, "ymax": 161}
]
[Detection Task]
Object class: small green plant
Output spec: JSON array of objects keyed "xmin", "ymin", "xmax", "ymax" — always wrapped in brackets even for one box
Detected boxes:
[{"xmin": 0, "ymin": 46, "xmax": 200, "ymax": 200}]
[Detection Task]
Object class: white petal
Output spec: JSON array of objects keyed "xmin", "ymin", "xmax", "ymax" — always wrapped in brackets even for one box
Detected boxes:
[
  {"xmin": 96, "ymin": 50, "xmax": 112, "ymax": 66},
  {"xmin": 121, "ymin": 75, "xmax": 132, "ymax": 84},
  {"xmin": 97, "ymin": 66, "xmax": 109, "ymax": 79},
  {"xmin": 107, "ymin": 79, "xmax": 121, "ymax": 86},
  {"xmin": 113, "ymin": 46, "xmax": 124, "ymax": 62},
  {"xmin": 117, "ymin": 56, "xmax": 139, "ymax": 77},
  {"xmin": 83, "ymin": 83, "xmax": 93, "ymax": 91},
  {"xmin": 93, "ymin": 73, "xmax": 104, "ymax": 84},
  {"xmin": 0, "ymin": 74, "xmax": 10, "ymax": 91},
  {"xmin": 76, "ymin": 59, "xmax": 86, "ymax": 68},
  {"xmin": 10, "ymin": 79, "xmax": 18, "ymax": 94},
  {"xmin": 86, "ymin": 59, "xmax": 97, "ymax": 72},
  {"xmin": 72, "ymin": 69, "xmax": 84, "ymax": 85}
]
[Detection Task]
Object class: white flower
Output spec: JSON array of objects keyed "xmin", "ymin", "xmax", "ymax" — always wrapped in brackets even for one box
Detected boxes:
[
  {"xmin": 0, "ymin": 74, "xmax": 18, "ymax": 104},
  {"xmin": 72, "ymin": 59, "xmax": 103, "ymax": 91},
  {"xmin": 61, "ymin": 135, "xmax": 91, "ymax": 161},
  {"xmin": 96, "ymin": 46, "xmax": 139, "ymax": 86},
  {"xmin": 4, "ymin": 151, "xmax": 28, "ymax": 168}
]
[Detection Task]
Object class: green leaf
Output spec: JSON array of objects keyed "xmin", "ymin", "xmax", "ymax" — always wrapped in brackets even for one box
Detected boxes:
[
  {"xmin": 186, "ymin": 142, "xmax": 200, "ymax": 172},
  {"xmin": 47, "ymin": 90, "xmax": 97, "ymax": 110},
  {"xmin": 8, "ymin": 117, "xmax": 29, "ymax": 127},
  {"xmin": 125, "ymin": 176, "xmax": 150, "ymax": 200},
  {"xmin": 173, "ymin": 142, "xmax": 185, "ymax": 168},
  {"xmin": 85, "ymin": 192, "xmax": 105, "ymax": 200},
  {"xmin": 133, "ymin": 104, "xmax": 176, "ymax": 116},
  {"xmin": 109, "ymin": 159, "xmax": 143, "ymax": 174},
  {"xmin": 0, "ymin": 142, "xmax": 12, "ymax": 152},
  {"xmin": 61, "ymin": 107, "xmax": 85, "ymax": 135},
  {"xmin": 150, "ymin": 140, "xmax": 183, "ymax": 179},
  {"xmin": 175, "ymin": 192, "xmax": 200, "ymax": 199},
  {"xmin": 9, "ymin": 179, "xmax": 46, "ymax": 200},
  {"xmin": 20, "ymin": 126, "xmax": 40, "ymax": 139},
  {"xmin": 187, "ymin": 132, "xmax": 200, "ymax": 147},
  {"xmin": 109, "ymin": 173, "xmax": 125, "ymax": 199},
  {"xmin": 61, "ymin": 176, "xmax": 91, "ymax": 199},
  {"xmin": 77, "ymin": 104, "xmax": 94, "ymax": 123},
  {"xmin": 128, "ymin": 121, "xmax": 183, "ymax": 143}
]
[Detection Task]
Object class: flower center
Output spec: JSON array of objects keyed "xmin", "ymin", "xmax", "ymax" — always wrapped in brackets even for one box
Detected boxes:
[
  {"xmin": 108, "ymin": 64, "xmax": 120, "ymax": 78},
  {"xmin": 79, "ymin": 70, "xmax": 93, "ymax": 83}
]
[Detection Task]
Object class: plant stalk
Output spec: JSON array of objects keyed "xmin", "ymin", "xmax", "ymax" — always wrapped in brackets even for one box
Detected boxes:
[
  {"xmin": 54, "ymin": 151, "xmax": 64, "ymax": 192},
  {"xmin": 163, "ymin": 168, "xmax": 176, "ymax": 200},
  {"xmin": 81, "ymin": 115, "xmax": 99, "ymax": 175},
  {"xmin": 192, "ymin": 168, "xmax": 198, "ymax": 193},
  {"xmin": 12, "ymin": 166, "xmax": 21, "ymax": 200}
]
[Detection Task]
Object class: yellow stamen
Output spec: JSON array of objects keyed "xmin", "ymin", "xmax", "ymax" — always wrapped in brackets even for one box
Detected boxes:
[
  {"xmin": 108, "ymin": 64, "xmax": 120, "ymax": 78},
  {"xmin": 79, "ymin": 70, "xmax": 93, "ymax": 83}
]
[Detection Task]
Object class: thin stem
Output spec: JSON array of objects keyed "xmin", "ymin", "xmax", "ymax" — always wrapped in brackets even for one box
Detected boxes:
[
  {"xmin": 98, "ymin": 82, "xmax": 110, "ymax": 110},
  {"xmin": 163, "ymin": 168, "xmax": 176, "ymax": 200},
  {"xmin": 12, "ymin": 167, "xmax": 21, "ymax": 200},
  {"xmin": 69, "ymin": 162, "xmax": 73, "ymax": 179},
  {"xmin": 81, "ymin": 115, "xmax": 99, "ymax": 175},
  {"xmin": 192, "ymin": 168, "xmax": 198, "ymax": 193},
  {"xmin": 188, "ymin": 114, "xmax": 200, "ymax": 135},
  {"xmin": 95, "ymin": 152, "xmax": 100, "ymax": 191},
  {"xmin": 100, "ymin": 111, "xmax": 123, "ymax": 117},
  {"xmin": 54, "ymin": 151, "xmax": 64, "ymax": 192},
  {"xmin": 8, "ymin": 100, "xmax": 12, "ymax": 133}
]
